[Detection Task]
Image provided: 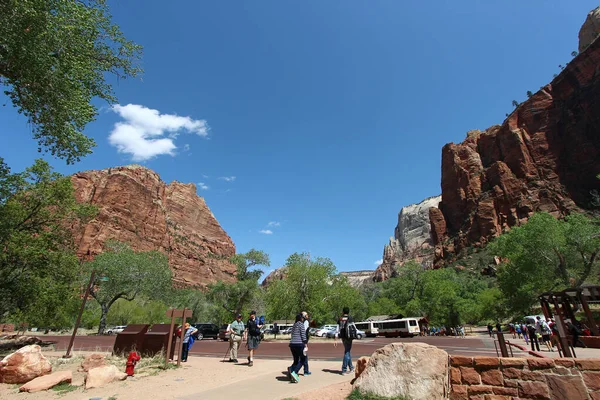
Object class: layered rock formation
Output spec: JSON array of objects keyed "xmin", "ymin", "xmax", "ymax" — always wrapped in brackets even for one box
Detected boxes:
[
  {"xmin": 430, "ymin": 35, "xmax": 600, "ymax": 265},
  {"xmin": 340, "ymin": 270, "xmax": 374, "ymax": 288},
  {"xmin": 72, "ymin": 165, "xmax": 236, "ymax": 287},
  {"xmin": 373, "ymin": 196, "xmax": 441, "ymax": 282}
]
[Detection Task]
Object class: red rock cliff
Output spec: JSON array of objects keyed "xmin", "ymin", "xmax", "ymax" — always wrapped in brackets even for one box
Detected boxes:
[
  {"xmin": 72, "ymin": 165, "xmax": 236, "ymax": 287},
  {"xmin": 430, "ymin": 38, "xmax": 600, "ymax": 265}
]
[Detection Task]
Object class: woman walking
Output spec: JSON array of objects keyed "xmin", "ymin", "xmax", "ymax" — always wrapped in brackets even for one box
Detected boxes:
[{"xmin": 287, "ymin": 313, "xmax": 308, "ymax": 383}]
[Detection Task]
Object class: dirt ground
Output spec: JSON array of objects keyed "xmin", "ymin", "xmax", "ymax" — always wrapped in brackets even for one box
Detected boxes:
[{"xmin": 0, "ymin": 349, "xmax": 354, "ymax": 400}]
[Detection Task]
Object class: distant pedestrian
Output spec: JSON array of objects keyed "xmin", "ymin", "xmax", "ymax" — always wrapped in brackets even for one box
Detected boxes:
[
  {"xmin": 180, "ymin": 322, "xmax": 198, "ymax": 362},
  {"xmin": 487, "ymin": 323, "xmax": 493, "ymax": 337},
  {"xmin": 527, "ymin": 322, "xmax": 540, "ymax": 352},
  {"xmin": 568, "ymin": 320, "xmax": 587, "ymax": 348},
  {"xmin": 336, "ymin": 307, "xmax": 356, "ymax": 375},
  {"xmin": 245, "ymin": 310, "xmax": 263, "ymax": 366},
  {"xmin": 287, "ymin": 313, "xmax": 308, "ymax": 383},
  {"xmin": 496, "ymin": 322, "xmax": 502, "ymax": 333},
  {"xmin": 521, "ymin": 323, "xmax": 529, "ymax": 344},
  {"xmin": 227, "ymin": 313, "xmax": 245, "ymax": 363},
  {"xmin": 302, "ymin": 311, "xmax": 311, "ymax": 376}
]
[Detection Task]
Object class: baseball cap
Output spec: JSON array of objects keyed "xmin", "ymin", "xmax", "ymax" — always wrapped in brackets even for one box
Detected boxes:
[
  {"xmin": 236, "ymin": 313, "xmax": 242, "ymax": 318},
  {"xmin": 250, "ymin": 310, "xmax": 256, "ymax": 315}
]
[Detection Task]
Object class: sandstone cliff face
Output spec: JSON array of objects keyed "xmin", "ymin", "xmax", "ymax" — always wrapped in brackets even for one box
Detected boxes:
[
  {"xmin": 579, "ymin": 6, "xmax": 600, "ymax": 53},
  {"xmin": 431, "ymin": 37, "xmax": 600, "ymax": 265},
  {"xmin": 340, "ymin": 270, "xmax": 374, "ymax": 288},
  {"xmin": 373, "ymin": 196, "xmax": 441, "ymax": 282},
  {"xmin": 72, "ymin": 165, "xmax": 236, "ymax": 287}
]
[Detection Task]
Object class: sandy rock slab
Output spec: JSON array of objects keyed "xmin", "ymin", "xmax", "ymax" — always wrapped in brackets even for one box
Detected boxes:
[
  {"xmin": 354, "ymin": 342, "xmax": 448, "ymax": 400},
  {"xmin": 0, "ymin": 345, "xmax": 52, "ymax": 384},
  {"xmin": 85, "ymin": 364, "xmax": 127, "ymax": 389},
  {"xmin": 19, "ymin": 371, "xmax": 72, "ymax": 392},
  {"xmin": 79, "ymin": 353, "xmax": 107, "ymax": 372}
]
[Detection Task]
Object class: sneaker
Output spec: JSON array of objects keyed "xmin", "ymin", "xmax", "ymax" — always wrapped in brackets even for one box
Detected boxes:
[
  {"xmin": 342, "ymin": 370, "xmax": 352, "ymax": 375},
  {"xmin": 233, "ymin": 359, "xmax": 238, "ymax": 363},
  {"xmin": 304, "ymin": 371, "xmax": 311, "ymax": 376},
  {"xmin": 248, "ymin": 361, "xmax": 253, "ymax": 367},
  {"xmin": 290, "ymin": 371, "xmax": 300, "ymax": 383},
  {"xmin": 228, "ymin": 359, "xmax": 235, "ymax": 362}
]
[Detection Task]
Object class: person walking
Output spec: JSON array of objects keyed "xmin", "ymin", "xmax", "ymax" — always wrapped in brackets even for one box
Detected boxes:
[
  {"xmin": 180, "ymin": 322, "xmax": 198, "ymax": 362},
  {"xmin": 287, "ymin": 313, "xmax": 308, "ymax": 383},
  {"xmin": 487, "ymin": 323, "xmax": 493, "ymax": 337},
  {"xmin": 302, "ymin": 311, "xmax": 311, "ymax": 376},
  {"xmin": 527, "ymin": 322, "xmax": 540, "ymax": 352},
  {"xmin": 336, "ymin": 307, "xmax": 355, "ymax": 375},
  {"xmin": 245, "ymin": 310, "xmax": 263, "ymax": 366},
  {"xmin": 521, "ymin": 322, "xmax": 529, "ymax": 345},
  {"xmin": 227, "ymin": 313, "xmax": 245, "ymax": 363}
]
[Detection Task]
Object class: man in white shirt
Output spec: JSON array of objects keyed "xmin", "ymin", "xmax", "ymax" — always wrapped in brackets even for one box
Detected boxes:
[{"xmin": 302, "ymin": 311, "xmax": 311, "ymax": 376}]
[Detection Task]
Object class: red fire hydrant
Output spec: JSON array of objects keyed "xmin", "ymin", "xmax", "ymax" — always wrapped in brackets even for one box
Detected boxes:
[{"xmin": 125, "ymin": 351, "xmax": 141, "ymax": 376}]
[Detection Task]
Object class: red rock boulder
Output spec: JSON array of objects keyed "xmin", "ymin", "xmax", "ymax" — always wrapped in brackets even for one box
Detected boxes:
[{"xmin": 0, "ymin": 345, "xmax": 52, "ymax": 384}]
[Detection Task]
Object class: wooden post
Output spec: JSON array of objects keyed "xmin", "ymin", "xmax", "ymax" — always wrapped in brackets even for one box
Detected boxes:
[
  {"xmin": 578, "ymin": 291, "xmax": 599, "ymax": 336},
  {"xmin": 177, "ymin": 307, "xmax": 187, "ymax": 366},
  {"xmin": 552, "ymin": 296, "xmax": 572, "ymax": 358},
  {"xmin": 64, "ymin": 270, "xmax": 96, "ymax": 358},
  {"xmin": 164, "ymin": 309, "xmax": 177, "ymax": 368}
]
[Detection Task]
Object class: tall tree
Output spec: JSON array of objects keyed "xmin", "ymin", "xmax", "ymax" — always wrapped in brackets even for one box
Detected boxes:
[
  {"xmin": 0, "ymin": 0, "xmax": 142, "ymax": 163},
  {"xmin": 265, "ymin": 253, "xmax": 365, "ymax": 324},
  {"xmin": 207, "ymin": 249, "xmax": 270, "ymax": 323},
  {"xmin": 82, "ymin": 241, "xmax": 172, "ymax": 334},
  {"xmin": 491, "ymin": 212, "xmax": 600, "ymax": 315},
  {"xmin": 0, "ymin": 158, "xmax": 96, "ymax": 323}
]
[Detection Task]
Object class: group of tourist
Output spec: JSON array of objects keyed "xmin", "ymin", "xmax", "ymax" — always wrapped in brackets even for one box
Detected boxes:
[
  {"xmin": 488, "ymin": 316, "xmax": 589, "ymax": 353},
  {"xmin": 217, "ymin": 307, "xmax": 356, "ymax": 383}
]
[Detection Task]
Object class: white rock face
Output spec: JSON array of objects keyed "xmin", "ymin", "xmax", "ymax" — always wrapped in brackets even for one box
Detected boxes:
[
  {"xmin": 340, "ymin": 271, "xmax": 374, "ymax": 287},
  {"xmin": 395, "ymin": 195, "xmax": 441, "ymax": 254},
  {"xmin": 579, "ymin": 6, "xmax": 600, "ymax": 52},
  {"xmin": 354, "ymin": 342, "xmax": 449, "ymax": 400}
]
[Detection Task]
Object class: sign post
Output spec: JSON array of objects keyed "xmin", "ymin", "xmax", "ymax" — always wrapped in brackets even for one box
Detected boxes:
[{"xmin": 164, "ymin": 308, "xmax": 192, "ymax": 367}]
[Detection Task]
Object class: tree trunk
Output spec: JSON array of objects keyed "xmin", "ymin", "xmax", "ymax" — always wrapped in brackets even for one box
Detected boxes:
[{"xmin": 98, "ymin": 304, "xmax": 109, "ymax": 335}]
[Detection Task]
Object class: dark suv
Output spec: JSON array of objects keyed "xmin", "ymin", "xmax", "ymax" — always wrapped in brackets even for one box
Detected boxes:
[{"xmin": 192, "ymin": 323, "xmax": 220, "ymax": 340}]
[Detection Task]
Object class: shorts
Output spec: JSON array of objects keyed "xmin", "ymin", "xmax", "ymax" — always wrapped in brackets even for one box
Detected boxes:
[
  {"xmin": 542, "ymin": 334, "xmax": 551, "ymax": 343},
  {"xmin": 247, "ymin": 335, "xmax": 260, "ymax": 350}
]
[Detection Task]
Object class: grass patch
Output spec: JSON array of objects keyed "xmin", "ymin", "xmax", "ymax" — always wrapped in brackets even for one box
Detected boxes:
[
  {"xmin": 347, "ymin": 389, "xmax": 410, "ymax": 400},
  {"xmin": 51, "ymin": 382, "xmax": 78, "ymax": 393}
]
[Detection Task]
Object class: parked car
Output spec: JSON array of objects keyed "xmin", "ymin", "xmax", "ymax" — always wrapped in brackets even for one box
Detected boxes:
[
  {"xmin": 315, "ymin": 325, "xmax": 338, "ymax": 337},
  {"xmin": 280, "ymin": 327, "xmax": 293, "ymax": 334},
  {"xmin": 308, "ymin": 327, "xmax": 318, "ymax": 336},
  {"xmin": 218, "ymin": 324, "xmax": 231, "ymax": 341},
  {"xmin": 326, "ymin": 328, "xmax": 365, "ymax": 339},
  {"xmin": 106, "ymin": 325, "xmax": 127, "ymax": 335},
  {"xmin": 192, "ymin": 323, "xmax": 220, "ymax": 340}
]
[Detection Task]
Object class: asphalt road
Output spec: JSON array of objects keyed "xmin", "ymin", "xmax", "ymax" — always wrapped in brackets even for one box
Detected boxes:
[{"xmin": 38, "ymin": 334, "xmax": 529, "ymax": 360}]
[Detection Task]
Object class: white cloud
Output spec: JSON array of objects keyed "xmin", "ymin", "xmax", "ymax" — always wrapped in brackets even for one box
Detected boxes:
[
  {"xmin": 374, "ymin": 259, "xmax": 383, "ymax": 266},
  {"xmin": 267, "ymin": 221, "xmax": 281, "ymax": 227},
  {"xmin": 109, "ymin": 104, "xmax": 209, "ymax": 161},
  {"xmin": 219, "ymin": 176, "xmax": 236, "ymax": 182},
  {"xmin": 259, "ymin": 229, "xmax": 273, "ymax": 235},
  {"xmin": 197, "ymin": 182, "xmax": 209, "ymax": 190},
  {"xmin": 202, "ymin": 174, "xmax": 209, "ymax": 178}
]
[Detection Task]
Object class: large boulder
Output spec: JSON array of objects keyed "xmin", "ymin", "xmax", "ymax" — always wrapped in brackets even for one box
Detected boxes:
[
  {"xmin": 84, "ymin": 364, "xmax": 127, "ymax": 389},
  {"xmin": 0, "ymin": 335, "xmax": 44, "ymax": 351},
  {"xmin": 0, "ymin": 344, "xmax": 52, "ymax": 384},
  {"xmin": 354, "ymin": 342, "xmax": 448, "ymax": 400},
  {"xmin": 79, "ymin": 353, "xmax": 107, "ymax": 372},
  {"xmin": 579, "ymin": 7, "xmax": 600, "ymax": 52},
  {"xmin": 19, "ymin": 371, "xmax": 72, "ymax": 393}
]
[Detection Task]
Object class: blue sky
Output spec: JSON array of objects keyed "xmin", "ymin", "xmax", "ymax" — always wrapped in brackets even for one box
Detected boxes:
[{"xmin": 1, "ymin": 1, "xmax": 597, "ymax": 277}]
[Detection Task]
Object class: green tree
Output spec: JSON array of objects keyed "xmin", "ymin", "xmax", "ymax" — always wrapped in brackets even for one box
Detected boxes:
[
  {"xmin": 0, "ymin": 158, "xmax": 95, "ymax": 324},
  {"xmin": 491, "ymin": 212, "xmax": 600, "ymax": 315},
  {"xmin": 526, "ymin": 91, "xmax": 533, "ymax": 98},
  {"xmin": 82, "ymin": 241, "xmax": 173, "ymax": 334},
  {"xmin": 0, "ymin": 0, "xmax": 142, "ymax": 163},
  {"xmin": 265, "ymin": 253, "xmax": 365, "ymax": 324},
  {"xmin": 207, "ymin": 249, "xmax": 270, "ymax": 323}
]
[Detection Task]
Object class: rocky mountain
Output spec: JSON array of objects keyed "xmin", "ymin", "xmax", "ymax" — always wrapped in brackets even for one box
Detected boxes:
[
  {"xmin": 579, "ymin": 6, "xmax": 600, "ymax": 53},
  {"xmin": 261, "ymin": 267, "xmax": 287, "ymax": 287},
  {"xmin": 430, "ymin": 29, "xmax": 600, "ymax": 266},
  {"xmin": 340, "ymin": 270, "xmax": 374, "ymax": 288},
  {"xmin": 373, "ymin": 196, "xmax": 441, "ymax": 282},
  {"xmin": 71, "ymin": 165, "xmax": 236, "ymax": 287}
]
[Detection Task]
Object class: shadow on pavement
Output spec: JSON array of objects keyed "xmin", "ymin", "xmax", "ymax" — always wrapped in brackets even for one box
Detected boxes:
[{"xmin": 321, "ymin": 368, "xmax": 342, "ymax": 375}]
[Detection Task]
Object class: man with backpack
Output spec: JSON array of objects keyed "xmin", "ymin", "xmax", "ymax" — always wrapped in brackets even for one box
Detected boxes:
[
  {"xmin": 244, "ymin": 310, "xmax": 263, "ymax": 367},
  {"xmin": 335, "ymin": 307, "xmax": 357, "ymax": 375}
]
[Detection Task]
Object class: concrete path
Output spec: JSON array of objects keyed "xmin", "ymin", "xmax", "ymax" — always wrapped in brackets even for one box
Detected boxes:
[{"xmin": 177, "ymin": 359, "xmax": 353, "ymax": 400}]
